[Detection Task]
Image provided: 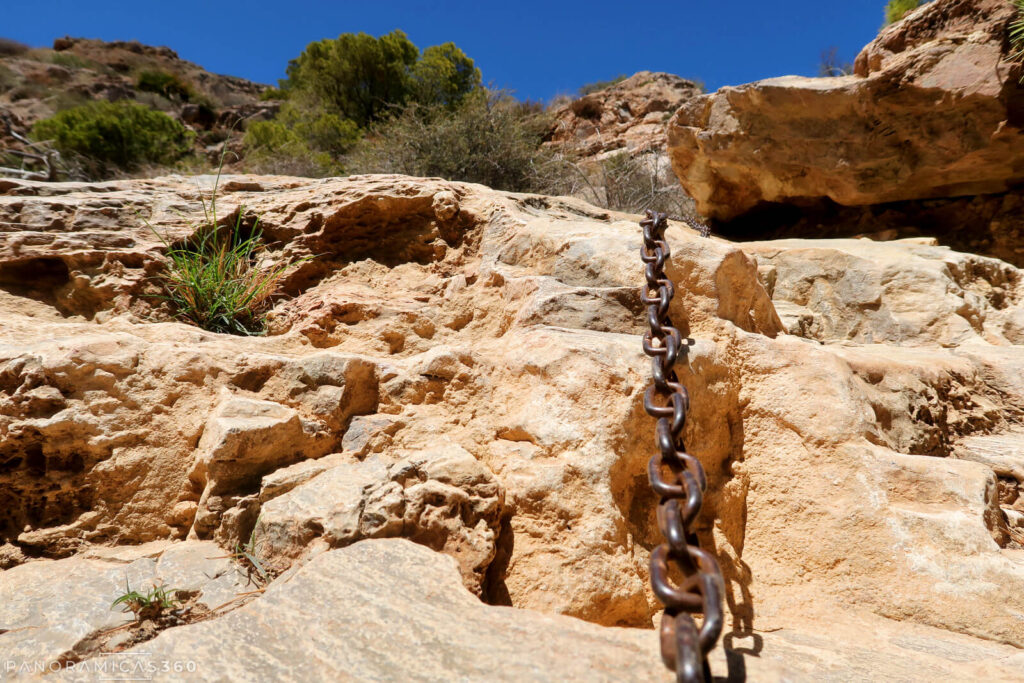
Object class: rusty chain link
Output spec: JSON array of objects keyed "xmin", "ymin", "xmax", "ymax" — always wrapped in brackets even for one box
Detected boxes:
[{"xmin": 639, "ymin": 210, "xmax": 724, "ymax": 682}]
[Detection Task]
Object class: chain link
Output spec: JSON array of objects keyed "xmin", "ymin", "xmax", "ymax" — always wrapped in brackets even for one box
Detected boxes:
[{"xmin": 639, "ymin": 210, "xmax": 724, "ymax": 682}]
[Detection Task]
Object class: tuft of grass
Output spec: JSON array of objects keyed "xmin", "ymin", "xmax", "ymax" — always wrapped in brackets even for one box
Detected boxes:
[
  {"xmin": 151, "ymin": 208, "xmax": 309, "ymax": 336},
  {"xmin": 221, "ymin": 526, "xmax": 270, "ymax": 587},
  {"xmin": 147, "ymin": 146, "xmax": 313, "ymax": 336},
  {"xmin": 1011, "ymin": 1, "xmax": 1024, "ymax": 67},
  {"xmin": 112, "ymin": 580, "xmax": 181, "ymax": 621}
]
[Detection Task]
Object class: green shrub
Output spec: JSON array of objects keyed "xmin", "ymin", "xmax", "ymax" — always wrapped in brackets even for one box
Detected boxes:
[
  {"xmin": 31, "ymin": 101, "xmax": 192, "ymax": 174},
  {"xmin": 410, "ymin": 42, "xmax": 482, "ymax": 108},
  {"xmin": 578, "ymin": 75, "xmax": 626, "ymax": 96},
  {"xmin": 278, "ymin": 102, "xmax": 360, "ymax": 156},
  {"xmin": 281, "ymin": 30, "xmax": 480, "ymax": 128},
  {"xmin": 259, "ymin": 86, "xmax": 289, "ymax": 101},
  {"xmin": 345, "ymin": 90, "xmax": 565, "ymax": 193},
  {"xmin": 242, "ymin": 106, "xmax": 350, "ymax": 176},
  {"xmin": 884, "ymin": 0, "xmax": 925, "ymax": 25},
  {"xmin": 137, "ymin": 69, "xmax": 194, "ymax": 101}
]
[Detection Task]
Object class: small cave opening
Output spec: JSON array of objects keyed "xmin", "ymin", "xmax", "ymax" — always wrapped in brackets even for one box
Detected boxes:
[{"xmin": 711, "ymin": 190, "xmax": 1024, "ymax": 269}]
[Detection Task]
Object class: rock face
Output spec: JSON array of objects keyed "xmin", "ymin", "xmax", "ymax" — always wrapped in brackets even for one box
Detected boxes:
[
  {"xmin": 1, "ymin": 172, "xmax": 1024, "ymax": 677},
  {"xmin": 667, "ymin": 0, "xmax": 1024, "ymax": 221},
  {"xmin": 548, "ymin": 71, "xmax": 702, "ymax": 159}
]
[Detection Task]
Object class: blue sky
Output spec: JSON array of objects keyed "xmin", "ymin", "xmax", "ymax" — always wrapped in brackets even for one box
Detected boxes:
[{"xmin": 4, "ymin": 0, "xmax": 884, "ymax": 101}]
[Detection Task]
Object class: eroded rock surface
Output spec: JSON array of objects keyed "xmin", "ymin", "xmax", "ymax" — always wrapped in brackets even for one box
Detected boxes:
[{"xmin": 1, "ymin": 172, "xmax": 1023, "ymax": 678}]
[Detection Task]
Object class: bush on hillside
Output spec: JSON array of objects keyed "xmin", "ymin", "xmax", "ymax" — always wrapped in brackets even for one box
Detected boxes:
[
  {"xmin": 578, "ymin": 75, "xmax": 626, "ymax": 96},
  {"xmin": 579, "ymin": 151, "xmax": 698, "ymax": 220},
  {"xmin": 884, "ymin": 0, "xmax": 925, "ymax": 25},
  {"xmin": 31, "ymin": 101, "xmax": 192, "ymax": 175},
  {"xmin": 137, "ymin": 69, "xmax": 195, "ymax": 102},
  {"xmin": 281, "ymin": 30, "xmax": 480, "ymax": 130},
  {"xmin": 344, "ymin": 90, "xmax": 566, "ymax": 193},
  {"xmin": 242, "ymin": 117, "xmax": 341, "ymax": 177}
]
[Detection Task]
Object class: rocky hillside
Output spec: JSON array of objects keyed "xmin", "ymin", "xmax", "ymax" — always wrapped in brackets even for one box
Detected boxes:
[
  {"xmin": 668, "ymin": 0, "xmax": 1024, "ymax": 267},
  {"xmin": 0, "ymin": 37, "xmax": 276, "ymax": 171},
  {"xmin": 547, "ymin": 71, "xmax": 702, "ymax": 160},
  {"xmin": 0, "ymin": 173, "xmax": 1022, "ymax": 678}
]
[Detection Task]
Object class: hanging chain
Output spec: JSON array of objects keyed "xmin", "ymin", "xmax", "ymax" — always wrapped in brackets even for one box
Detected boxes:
[{"xmin": 639, "ymin": 210, "xmax": 724, "ymax": 682}]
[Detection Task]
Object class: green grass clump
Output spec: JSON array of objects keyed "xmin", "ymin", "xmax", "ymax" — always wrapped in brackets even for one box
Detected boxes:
[
  {"xmin": 150, "ymin": 169, "xmax": 312, "ymax": 336},
  {"xmin": 31, "ymin": 100, "xmax": 191, "ymax": 175},
  {"xmin": 112, "ymin": 580, "xmax": 181, "ymax": 620},
  {"xmin": 49, "ymin": 52, "xmax": 88, "ymax": 69},
  {"xmin": 1011, "ymin": 1, "xmax": 1024, "ymax": 65}
]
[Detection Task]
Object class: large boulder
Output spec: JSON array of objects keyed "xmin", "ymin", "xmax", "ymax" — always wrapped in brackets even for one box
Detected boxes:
[{"xmin": 667, "ymin": 0, "xmax": 1024, "ymax": 221}]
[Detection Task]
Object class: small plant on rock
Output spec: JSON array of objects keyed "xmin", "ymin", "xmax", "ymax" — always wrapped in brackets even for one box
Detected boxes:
[
  {"xmin": 224, "ymin": 526, "xmax": 270, "ymax": 587},
  {"xmin": 112, "ymin": 580, "xmax": 182, "ymax": 621}
]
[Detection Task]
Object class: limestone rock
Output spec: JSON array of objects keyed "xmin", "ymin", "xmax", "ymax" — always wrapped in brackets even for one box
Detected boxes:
[
  {"xmin": 256, "ymin": 445, "xmax": 504, "ymax": 594},
  {"xmin": 62, "ymin": 540, "xmax": 669, "ymax": 682},
  {"xmin": 668, "ymin": 0, "xmax": 1024, "ymax": 220},
  {"xmin": 744, "ymin": 237, "xmax": 1024, "ymax": 346}
]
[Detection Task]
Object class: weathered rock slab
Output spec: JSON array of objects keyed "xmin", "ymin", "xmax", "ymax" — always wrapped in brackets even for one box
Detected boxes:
[{"xmin": 668, "ymin": 0, "xmax": 1024, "ymax": 221}]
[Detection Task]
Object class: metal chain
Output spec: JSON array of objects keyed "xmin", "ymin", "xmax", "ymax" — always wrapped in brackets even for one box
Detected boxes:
[{"xmin": 639, "ymin": 210, "xmax": 724, "ymax": 682}]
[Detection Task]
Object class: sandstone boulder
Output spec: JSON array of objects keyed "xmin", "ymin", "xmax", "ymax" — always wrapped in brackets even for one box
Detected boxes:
[{"xmin": 668, "ymin": 0, "xmax": 1024, "ymax": 221}]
